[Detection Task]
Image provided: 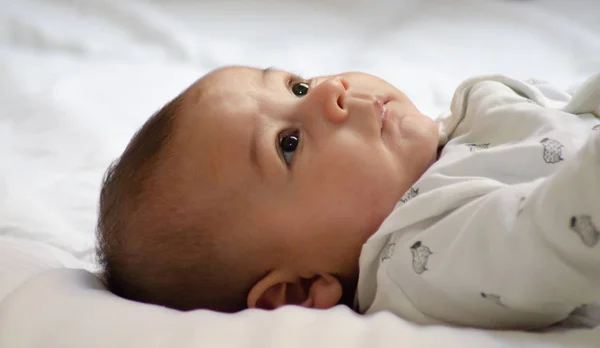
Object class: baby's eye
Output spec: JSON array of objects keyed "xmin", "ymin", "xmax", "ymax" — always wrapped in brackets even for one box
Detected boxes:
[
  {"xmin": 278, "ymin": 130, "xmax": 300, "ymax": 166},
  {"xmin": 291, "ymin": 81, "xmax": 310, "ymax": 97}
]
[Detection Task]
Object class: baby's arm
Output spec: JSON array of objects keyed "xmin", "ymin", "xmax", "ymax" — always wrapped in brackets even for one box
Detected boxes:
[
  {"xmin": 512, "ymin": 130, "xmax": 600, "ymax": 294},
  {"xmin": 413, "ymin": 131, "xmax": 600, "ymax": 329}
]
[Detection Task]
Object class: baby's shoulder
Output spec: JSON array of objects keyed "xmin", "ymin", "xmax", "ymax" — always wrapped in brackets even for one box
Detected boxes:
[
  {"xmin": 453, "ymin": 75, "xmax": 570, "ymax": 110},
  {"xmin": 439, "ymin": 76, "xmax": 588, "ymax": 146}
]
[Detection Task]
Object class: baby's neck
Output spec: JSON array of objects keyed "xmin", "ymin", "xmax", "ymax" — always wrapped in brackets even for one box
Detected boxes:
[
  {"xmin": 339, "ymin": 275, "xmax": 359, "ymax": 309},
  {"xmin": 436, "ymin": 145, "xmax": 445, "ymax": 161}
]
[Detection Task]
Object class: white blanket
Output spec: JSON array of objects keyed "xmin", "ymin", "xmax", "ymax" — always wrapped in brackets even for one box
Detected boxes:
[{"xmin": 1, "ymin": 0, "xmax": 600, "ymax": 347}]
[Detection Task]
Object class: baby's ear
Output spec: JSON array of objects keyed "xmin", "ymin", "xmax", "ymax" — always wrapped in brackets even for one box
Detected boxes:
[{"xmin": 247, "ymin": 271, "xmax": 342, "ymax": 310}]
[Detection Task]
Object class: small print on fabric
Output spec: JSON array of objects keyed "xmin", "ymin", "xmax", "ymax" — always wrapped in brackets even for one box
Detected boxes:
[
  {"xmin": 570, "ymin": 215, "xmax": 600, "ymax": 248},
  {"xmin": 540, "ymin": 138, "xmax": 564, "ymax": 164},
  {"xmin": 466, "ymin": 143, "xmax": 490, "ymax": 152},
  {"xmin": 410, "ymin": 241, "xmax": 433, "ymax": 274},
  {"xmin": 381, "ymin": 242, "xmax": 396, "ymax": 262},
  {"xmin": 481, "ymin": 292, "xmax": 506, "ymax": 307},
  {"xmin": 400, "ymin": 187, "xmax": 419, "ymax": 203}
]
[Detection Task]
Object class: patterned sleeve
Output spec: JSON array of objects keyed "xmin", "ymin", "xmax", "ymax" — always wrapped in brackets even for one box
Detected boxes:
[{"xmin": 398, "ymin": 130, "xmax": 600, "ymax": 330}]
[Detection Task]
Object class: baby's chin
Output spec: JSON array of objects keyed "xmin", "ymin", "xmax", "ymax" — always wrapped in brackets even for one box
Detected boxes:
[{"xmin": 398, "ymin": 113, "xmax": 439, "ymax": 169}]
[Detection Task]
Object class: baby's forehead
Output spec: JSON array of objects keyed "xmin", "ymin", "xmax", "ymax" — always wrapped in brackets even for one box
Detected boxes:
[
  {"xmin": 168, "ymin": 67, "xmax": 265, "ymax": 182},
  {"xmin": 183, "ymin": 67, "xmax": 267, "ymax": 120},
  {"xmin": 195, "ymin": 66, "xmax": 262, "ymax": 92}
]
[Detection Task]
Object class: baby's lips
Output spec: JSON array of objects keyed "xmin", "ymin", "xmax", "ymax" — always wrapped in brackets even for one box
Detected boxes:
[{"xmin": 379, "ymin": 100, "xmax": 388, "ymax": 133}]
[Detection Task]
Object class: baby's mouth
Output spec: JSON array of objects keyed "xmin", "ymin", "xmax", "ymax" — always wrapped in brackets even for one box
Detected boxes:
[{"xmin": 379, "ymin": 101, "xmax": 388, "ymax": 133}]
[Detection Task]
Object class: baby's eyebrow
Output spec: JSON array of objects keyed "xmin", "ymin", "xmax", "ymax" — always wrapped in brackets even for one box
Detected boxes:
[{"xmin": 249, "ymin": 123, "xmax": 260, "ymax": 174}]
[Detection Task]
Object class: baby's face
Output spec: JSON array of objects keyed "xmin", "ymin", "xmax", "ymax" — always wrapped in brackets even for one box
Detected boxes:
[{"xmin": 172, "ymin": 66, "xmax": 438, "ymax": 283}]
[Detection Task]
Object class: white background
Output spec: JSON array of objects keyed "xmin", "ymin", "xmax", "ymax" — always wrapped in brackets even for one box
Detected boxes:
[{"xmin": 0, "ymin": 1, "xmax": 599, "ymax": 347}]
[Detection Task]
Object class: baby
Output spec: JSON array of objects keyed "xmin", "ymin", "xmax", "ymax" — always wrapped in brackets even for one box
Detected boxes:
[{"xmin": 96, "ymin": 66, "xmax": 600, "ymax": 330}]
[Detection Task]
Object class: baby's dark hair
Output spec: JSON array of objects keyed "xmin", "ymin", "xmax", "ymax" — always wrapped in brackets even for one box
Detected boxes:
[{"xmin": 96, "ymin": 92, "xmax": 258, "ymax": 312}]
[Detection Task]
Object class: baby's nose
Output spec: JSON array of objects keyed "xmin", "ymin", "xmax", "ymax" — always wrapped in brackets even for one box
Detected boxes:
[{"xmin": 312, "ymin": 77, "xmax": 349, "ymax": 124}]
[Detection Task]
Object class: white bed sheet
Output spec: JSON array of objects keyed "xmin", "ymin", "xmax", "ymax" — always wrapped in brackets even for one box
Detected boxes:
[{"xmin": 1, "ymin": 0, "xmax": 599, "ymax": 347}]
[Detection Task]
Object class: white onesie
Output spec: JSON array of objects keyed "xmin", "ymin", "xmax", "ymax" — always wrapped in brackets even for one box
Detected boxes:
[{"xmin": 355, "ymin": 73, "xmax": 600, "ymax": 330}]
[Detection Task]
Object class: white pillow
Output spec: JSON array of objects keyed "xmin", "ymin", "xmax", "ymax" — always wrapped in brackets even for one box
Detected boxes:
[
  {"xmin": 1, "ymin": 263, "xmax": 599, "ymax": 348},
  {"xmin": 0, "ymin": 236, "xmax": 87, "ymax": 303}
]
